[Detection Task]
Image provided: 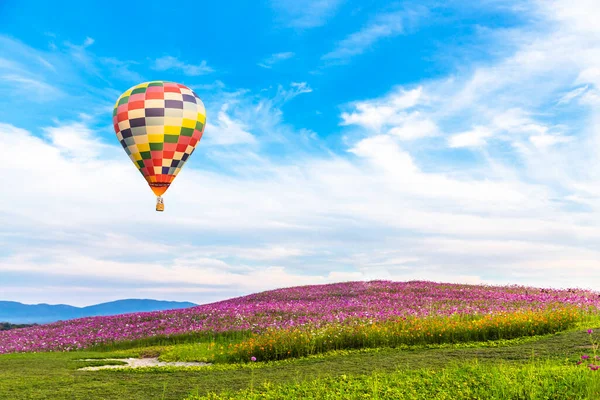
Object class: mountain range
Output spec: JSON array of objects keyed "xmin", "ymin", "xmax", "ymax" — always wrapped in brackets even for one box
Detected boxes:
[{"xmin": 0, "ymin": 299, "xmax": 197, "ymax": 324}]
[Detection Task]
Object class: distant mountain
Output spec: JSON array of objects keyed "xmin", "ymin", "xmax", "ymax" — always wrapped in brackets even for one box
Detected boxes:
[{"xmin": 0, "ymin": 299, "xmax": 197, "ymax": 324}]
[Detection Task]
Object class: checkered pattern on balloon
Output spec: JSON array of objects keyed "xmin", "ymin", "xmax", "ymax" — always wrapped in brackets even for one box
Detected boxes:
[{"xmin": 113, "ymin": 81, "xmax": 206, "ymax": 211}]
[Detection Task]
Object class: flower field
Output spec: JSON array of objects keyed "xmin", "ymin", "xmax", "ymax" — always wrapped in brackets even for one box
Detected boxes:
[{"xmin": 1, "ymin": 280, "xmax": 599, "ymax": 356}]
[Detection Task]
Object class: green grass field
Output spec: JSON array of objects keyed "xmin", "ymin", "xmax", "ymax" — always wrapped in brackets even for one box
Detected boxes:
[{"xmin": 1, "ymin": 322, "xmax": 599, "ymax": 400}]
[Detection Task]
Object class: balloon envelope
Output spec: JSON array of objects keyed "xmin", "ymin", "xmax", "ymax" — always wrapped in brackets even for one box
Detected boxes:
[{"xmin": 112, "ymin": 81, "xmax": 206, "ymax": 196}]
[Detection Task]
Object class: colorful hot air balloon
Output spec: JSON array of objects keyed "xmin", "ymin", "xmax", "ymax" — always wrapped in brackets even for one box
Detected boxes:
[{"xmin": 113, "ymin": 81, "xmax": 206, "ymax": 211}]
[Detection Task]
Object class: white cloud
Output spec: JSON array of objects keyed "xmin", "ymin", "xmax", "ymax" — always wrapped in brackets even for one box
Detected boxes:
[
  {"xmin": 153, "ymin": 55, "xmax": 214, "ymax": 76},
  {"xmin": 1, "ymin": 74, "xmax": 61, "ymax": 99},
  {"xmin": 557, "ymin": 86, "xmax": 588, "ymax": 104},
  {"xmin": 529, "ymin": 133, "xmax": 573, "ymax": 148},
  {"xmin": 322, "ymin": 7, "xmax": 426, "ymax": 62},
  {"xmin": 448, "ymin": 126, "xmax": 493, "ymax": 148},
  {"xmin": 388, "ymin": 114, "xmax": 439, "ymax": 140},
  {"xmin": 43, "ymin": 121, "xmax": 112, "ymax": 160},
  {"xmin": 204, "ymin": 103, "xmax": 257, "ymax": 146},
  {"xmin": 341, "ymin": 86, "xmax": 424, "ymax": 131},
  {"xmin": 271, "ymin": 0, "xmax": 344, "ymax": 28},
  {"xmin": 278, "ymin": 82, "xmax": 313, "ymax": 102},
  {"xmin": 83, "ymin": 37, "xmax": 94, "ymax": 47},
  {"xmin": 258, "ymin": 52, "xmax": 295, "ymax": 68}
]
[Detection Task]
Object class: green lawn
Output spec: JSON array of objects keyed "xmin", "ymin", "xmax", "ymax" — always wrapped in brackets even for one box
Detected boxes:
[{"xmin": 1, "ymin": 326, "xmax": 599, "ymax": 400}]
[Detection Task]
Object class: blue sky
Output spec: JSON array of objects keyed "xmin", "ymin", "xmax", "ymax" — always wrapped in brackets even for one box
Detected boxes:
[{"xmin": 2, "ymin": 0, "xmax": 600, "ymax": 306}]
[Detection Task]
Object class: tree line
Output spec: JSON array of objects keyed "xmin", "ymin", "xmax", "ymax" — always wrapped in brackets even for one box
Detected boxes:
[{"xmin": 0, "ymin": 322, "xmax": 38, "ymax": 330}]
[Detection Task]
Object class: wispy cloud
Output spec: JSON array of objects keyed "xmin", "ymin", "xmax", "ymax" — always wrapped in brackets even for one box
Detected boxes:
[
  {"xmin": 271, "ymin": 0, "xmax": 344, "ymax": 28},
  {"xmin": 153, "ymin": 55, "xmax": 214, "ymax": 76},
  {"xmin": 322, "ymin": 7, "xmax": 427, "ymax": 63},
  {"xmin": 258, "ymin": 52, "xmax": 295, "ymax": 69},
  {"xmin": 1, "ymin": 74, "xmax": 62, "ymax": 99},
  {"xmin": 276, "ymin": 82, "xmax": 313, "ymax": 103},
  {"xmin": 100, "ymin": 57, "xmax": 143, "ymax": 82},
  {"xmin": 448, "ymin": 126, "xmax": 493, "ymax": 148},
  {"xmin": 65, "ymin": 37, "xmax": 97, "ymax": 71},
  {"xmin": 341, "ymin": 86, "xmax": 439, "ymax": 140},
  {"xmin": 204, "ymin": 104, "xmax": 257, "ymax": 146}
]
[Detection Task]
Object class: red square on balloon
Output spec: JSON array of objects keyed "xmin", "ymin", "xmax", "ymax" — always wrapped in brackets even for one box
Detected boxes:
[
  {"xmin": 129, "ymin": 93, "xmax": 145, "ymax": 102},
  {"xmin": 163, "ymin": 143, "xmax": 177, "ymax": 152},
  {"xmin": 176, "ymin": 143, "xmax": 187, "ymax": 152},
  {"xmin": 163, "ymin": 151, "xmax": 175, "ymax": 159},
  {"xmin": 146, "ymin": 91, "xmax": 164, "ymax": 100},
  {"xmin": 128, "ymin": 101, "xmax": 145, "ymax": 110}
]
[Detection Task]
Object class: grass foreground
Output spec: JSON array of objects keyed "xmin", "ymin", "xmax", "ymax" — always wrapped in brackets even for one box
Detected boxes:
[{"xmin": 1, "ymin": 324, "xmax": 600, "ymax": 400}]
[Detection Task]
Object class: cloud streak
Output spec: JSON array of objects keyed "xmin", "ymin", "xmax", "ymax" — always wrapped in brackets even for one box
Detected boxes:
[
  {"xmin": 258, "ymin": 52, "xmax": 295, "ymax": 69},
  {"xmin": 271, "ymin": 0, "xmax": 344, "ymax": 28},
  {"xmin": 153, "ymin": 56, "xmax": 214, "ymax": 76},
  {"xmin": 322, "ymin": 7, "xmax": 427, "ymax": 63}
]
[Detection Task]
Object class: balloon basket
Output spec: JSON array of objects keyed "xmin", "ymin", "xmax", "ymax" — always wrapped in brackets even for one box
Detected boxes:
[{"xmin": 156, "ymin": 196, "xmax": 164, "ymax": 212}]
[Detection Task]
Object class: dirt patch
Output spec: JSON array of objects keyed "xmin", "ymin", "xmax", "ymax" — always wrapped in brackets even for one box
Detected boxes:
[{"xmin": 77, "ymin": 358, "xmax": 212, "ymax": 371}]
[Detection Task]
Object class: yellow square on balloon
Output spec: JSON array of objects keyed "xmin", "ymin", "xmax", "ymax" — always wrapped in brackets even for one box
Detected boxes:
[
  {"xmin": 182, "ymin": 118, "xmax": 196, "ymax": 128},
  {"xmin": 148, "ymin": 134, "xmax": 164, "ymax": 143},
  {"xmin": 164, "ymin": 126, "xmax": 180, "ymax": 135},
  {"xmin": 137, "ymin": 143, "xmax": 150, "ymax": 152}
]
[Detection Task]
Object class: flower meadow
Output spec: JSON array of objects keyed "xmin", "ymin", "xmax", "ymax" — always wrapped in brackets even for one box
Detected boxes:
[{"xmin": 1, "ymin": 280, "xmax": 599, "ymax": 356}]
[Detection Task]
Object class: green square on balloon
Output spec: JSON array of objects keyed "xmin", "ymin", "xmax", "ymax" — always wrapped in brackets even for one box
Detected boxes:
[{"xmin": 180, "ymin": 127, "xmax": 194, "ymax": 137}]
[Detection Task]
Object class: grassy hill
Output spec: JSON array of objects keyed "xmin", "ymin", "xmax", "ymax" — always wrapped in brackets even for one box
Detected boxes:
[{"xmin": 1, "ymin": 280, "xmax": 600, "ymax": 399}]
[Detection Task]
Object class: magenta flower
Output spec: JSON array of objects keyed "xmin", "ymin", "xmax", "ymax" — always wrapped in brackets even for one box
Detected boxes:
[
  {"xmin": 588, "ymin": 329, "xmax": 594, "ymax": 334},
  {"xmin": 582, "ymin": 355, "xmax": 590, "ymax": 360},
  {"xmin": 250, "ymin": 356, "xmax": 257, "ymax": 362}
]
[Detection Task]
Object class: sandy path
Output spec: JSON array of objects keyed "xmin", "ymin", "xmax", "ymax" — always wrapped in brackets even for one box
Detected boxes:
[{"xmin": 78, "ymin": 357, "xmax": 212, "ymax": 371}]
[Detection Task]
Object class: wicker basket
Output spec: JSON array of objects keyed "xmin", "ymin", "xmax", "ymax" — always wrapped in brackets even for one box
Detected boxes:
[{"xmin": 156, "ymin": 197, "xmax": 165, "ymax": 212}]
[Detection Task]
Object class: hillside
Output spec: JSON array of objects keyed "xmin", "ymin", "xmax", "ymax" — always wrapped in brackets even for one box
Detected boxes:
[{"xmin": 1, "ymin": 280, "xmax": 599, "ymax": 354}]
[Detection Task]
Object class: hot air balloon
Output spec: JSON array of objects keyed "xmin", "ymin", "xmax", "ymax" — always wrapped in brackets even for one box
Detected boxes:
[{"xmin": 113, "ymin": 81, "xmax": 206, "ymax": 211}]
